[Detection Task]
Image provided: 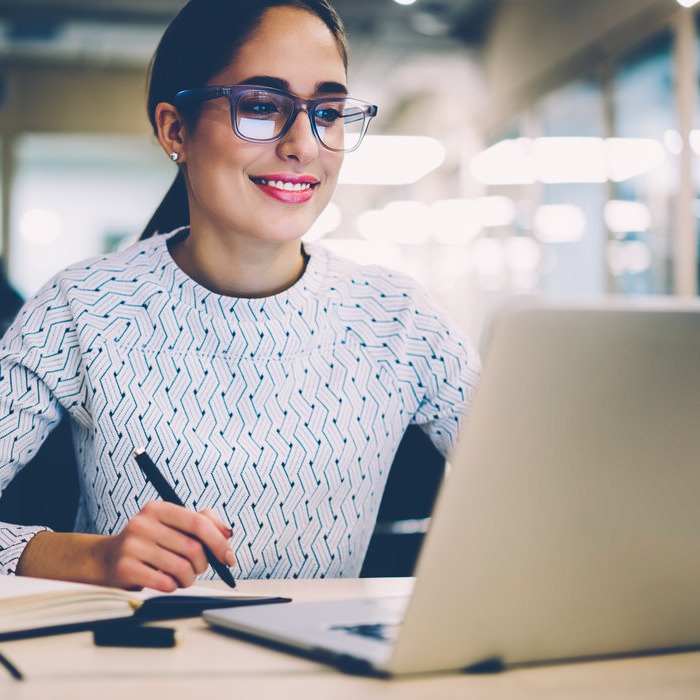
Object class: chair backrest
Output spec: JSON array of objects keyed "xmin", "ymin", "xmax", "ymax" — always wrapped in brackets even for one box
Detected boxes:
[
  {"xmin": 0, "ymin": 416, "xmax": 80, "ymax": 531},
  {"xmin": 360, "ymin": 424, "xmax": 445, "ymax": 577}
]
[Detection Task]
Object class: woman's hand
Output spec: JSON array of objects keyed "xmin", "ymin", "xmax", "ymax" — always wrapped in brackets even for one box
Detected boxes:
[
  {"xmin": 98, "ymin": 501, "xmax": 235, "ymax": 591},
  {"xmin": 16, "ymin": 503, "xmax": 235, "ymax": 591}
]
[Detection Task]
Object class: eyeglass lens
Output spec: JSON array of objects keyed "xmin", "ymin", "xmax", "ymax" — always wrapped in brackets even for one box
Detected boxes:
[{"xmin": 235, "ymin": 90, "xmax": 368, "ymax": 152}]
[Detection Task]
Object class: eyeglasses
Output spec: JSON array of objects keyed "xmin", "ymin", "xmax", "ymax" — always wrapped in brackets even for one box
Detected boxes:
[{"xmin": 175, "ymin": 85, "xmax": 378, "ymax": 153}]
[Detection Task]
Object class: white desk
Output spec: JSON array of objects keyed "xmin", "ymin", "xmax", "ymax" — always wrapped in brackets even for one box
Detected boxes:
[{"xmin": 1, "ymin": 577, "xmax": 699, "ymax": 699}]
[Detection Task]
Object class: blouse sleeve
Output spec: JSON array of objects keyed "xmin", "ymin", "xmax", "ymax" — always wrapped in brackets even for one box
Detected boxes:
[
  {"xmin": 0, "ymin": 299, "xmax": 68, "ymax": 573},
  {"xmin": 372, "ymin": 270, "xmax": 481, "ymax": 458},
  {"xmin": 410, "ymin": 310, "xmax": 481, "ymax": 458}
]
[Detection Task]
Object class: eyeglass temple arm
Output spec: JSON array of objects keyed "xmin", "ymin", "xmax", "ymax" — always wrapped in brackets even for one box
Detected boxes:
[{"xmin": 174, "ymin": 86, "xmax": 231, "ymax": 105}]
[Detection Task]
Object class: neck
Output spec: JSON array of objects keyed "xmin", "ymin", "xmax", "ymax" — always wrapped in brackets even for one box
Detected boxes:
[{"xmin": 169, "ymin": 228, "xmax": 307, "ymax": 298}]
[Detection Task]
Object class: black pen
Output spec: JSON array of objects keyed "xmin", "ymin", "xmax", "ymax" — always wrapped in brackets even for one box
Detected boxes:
[
  {"xmin": 132, "ymin": 447, "xmax": 236, "ymax": 588},
  {"xmin": 0, "ymin": 649, "xmax": 23, "ymax": 681}
]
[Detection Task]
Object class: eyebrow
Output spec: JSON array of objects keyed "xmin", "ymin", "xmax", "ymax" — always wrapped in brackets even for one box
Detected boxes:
[{"xmin": 238, "ymin": 76, "xmax": 348, "ymax": 95}]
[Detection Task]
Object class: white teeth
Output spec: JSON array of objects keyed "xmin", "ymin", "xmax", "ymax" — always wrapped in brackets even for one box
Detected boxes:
[{"xmin": 258, "ymin": 178, "xmax": 312, "ymax": 191}]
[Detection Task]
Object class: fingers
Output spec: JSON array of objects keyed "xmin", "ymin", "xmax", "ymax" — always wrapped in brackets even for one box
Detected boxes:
[
  {"xmin": 201, "ymin": 508, "xmax": 234, "ymax": 538},
  {"xmin": 104, "ymin": 502, "xmax": 235, "ymax": 591},
  {"xmin": 134, "ymin": 517, "xmax": 210, "ymax": 576},
  {"xmin": 111, "ymin": 554, "xmax": 181, "ymax": 593},
  {"xmin": 200, "ymin": 509, "xmax": 236, "ymax": 565},
  {"xmin": 153, "ymin": 503, "xmax": 235, "ymax": 566}
]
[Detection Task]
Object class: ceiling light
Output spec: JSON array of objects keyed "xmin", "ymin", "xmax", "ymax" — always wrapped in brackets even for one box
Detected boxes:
[
  {"xmin": 606, "ymin": 138, "xmax": 665, "ymax": 181},
  {"xmin": 533, "ymin": 204, "xmax": 586, "ymax": 243},
  {"xmin": 604, "ymin": 200, "xmax": 652, "ymax": 235},
  {"xmin": 607, "ymin": 241, "xmax": 652, "ymax": 275},
  {"xmin": 470, "ymin": 196, "xmax": 517, "ymax": 227},
  {"xmin": 664, "ymin": 129, "xmax": 683, "ymax": 155},
  {"xmin": 470, "ymin": 138, "xmax": 536, "ymax": 185},
  {"xmin": 471, "ymin": 137, "xmax": 666, "ymax": 185},
  {"xmin": 339, "ymin": 135, "xmax": 445, "ymax": 185},
  {"xmin": 687, "ymin": 130, "xmax": 700, "ymax": 155},
  {"xmin": 677, "ymin": 0, "xmax": 700, "ymax": 7},
  {"xmin": 358, "ymin": 201, "xmax": 431, "ymax": 245},
  {"xmin": 430, "ymin": 196, "xmax": 516, "ymax": 244},
  {"xmin": 535, "ymin": 137, "xmax": 607, "ymax": 183}
]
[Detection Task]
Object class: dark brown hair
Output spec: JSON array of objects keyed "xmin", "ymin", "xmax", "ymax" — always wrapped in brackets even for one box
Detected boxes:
[{"xmin": 141, "ymin": 0, "xmax": 348, "ymax": 239}]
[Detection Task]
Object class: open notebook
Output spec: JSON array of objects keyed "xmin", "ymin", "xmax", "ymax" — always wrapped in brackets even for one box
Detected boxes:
[
  {"xmin": 204, "ymin": 298, "xmax": 700, "ymax": 676},
  {"xmin": 0, "ymin": 574, "xmax": 289, "ymax": 641}
]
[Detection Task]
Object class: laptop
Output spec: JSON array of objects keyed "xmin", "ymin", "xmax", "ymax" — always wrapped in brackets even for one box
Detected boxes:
[{"xmin": 204, "ymin": 298, "xmax": 700, "ymax": 676}]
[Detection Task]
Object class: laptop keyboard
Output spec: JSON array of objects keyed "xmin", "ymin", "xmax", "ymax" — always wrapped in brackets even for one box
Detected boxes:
[{"xmin": 330, "ymin": 622, "xmax": 400, "ymax": 643}]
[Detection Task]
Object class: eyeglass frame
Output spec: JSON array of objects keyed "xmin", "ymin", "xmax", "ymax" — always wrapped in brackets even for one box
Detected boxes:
[{"xmin": 174, "ymin": 84, "xmax": 378, "ymax": 153}]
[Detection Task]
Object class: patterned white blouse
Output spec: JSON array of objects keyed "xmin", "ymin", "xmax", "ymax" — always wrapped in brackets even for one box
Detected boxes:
[{"xmin": 0, "ymin": 229, "xmax": 481, "ymax": 578}]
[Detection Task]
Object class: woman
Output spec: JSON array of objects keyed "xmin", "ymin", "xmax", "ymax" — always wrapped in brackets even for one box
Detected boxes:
[{"xmin": 0, "ymin": 0, "xmax": 480, "ymax": 591}]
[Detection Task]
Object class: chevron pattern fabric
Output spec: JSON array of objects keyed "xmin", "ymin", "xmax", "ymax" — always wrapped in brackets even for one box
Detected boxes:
[{"xmin": 0, "ymin": 229, "xmax": 480, "ymax": 579}]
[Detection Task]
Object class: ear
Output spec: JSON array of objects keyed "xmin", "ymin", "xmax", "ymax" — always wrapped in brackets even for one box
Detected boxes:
[{"xmin": 155, "ymin": 102, "xmax": 187, "ymax": 162}]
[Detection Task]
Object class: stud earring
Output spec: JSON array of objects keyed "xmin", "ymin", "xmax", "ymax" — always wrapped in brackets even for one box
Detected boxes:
[{"xmin": 170, "ymin": 152, "xmax": 179, "ymax": 162}]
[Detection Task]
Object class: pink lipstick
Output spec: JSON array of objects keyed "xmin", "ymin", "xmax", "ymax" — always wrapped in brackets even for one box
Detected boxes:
[{"xmin": 250, "ymin": 174, "xmax": 319, "ymax": 204}]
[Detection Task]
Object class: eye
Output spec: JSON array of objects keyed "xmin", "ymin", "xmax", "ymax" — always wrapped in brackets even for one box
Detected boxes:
[
  {"xmin": 314, "ymin": 106, "xmax": 344, "ymax": 127},
  {"xmin": 238, "ymin": 93, "xmax": 285, "ymax": 119}
]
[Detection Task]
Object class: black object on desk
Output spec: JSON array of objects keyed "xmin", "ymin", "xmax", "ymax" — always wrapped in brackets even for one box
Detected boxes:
[
  {"xmin": 0, "ymin": 650, "xmax": 23, "ymax": 680},
  {"xmin": 0, "ymin": 595, "xmax": 292, "ymax": 644},
  {"xmin": 94, "ymin": 593, "xmax": 293, "ymax": 648},
  {"xmin": 132, "ymin": 448, "xmax": 237, "ymax": 588},
  {"xmin": 94, "ymin": 623, "xmax": 177, "ymax": 648},
  {"xmin": 134, "ymin": 594, "xmax": 292, "ymax": 621}
]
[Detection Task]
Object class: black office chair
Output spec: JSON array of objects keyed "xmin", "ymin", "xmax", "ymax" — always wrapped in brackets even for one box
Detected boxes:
[
  {"xmin": 0, "ymin": 416, "xmax": 80, "ymax": 530},
  {"xmin": 360, "ymin": 425, "xmax": 445, "ymax": 578}
]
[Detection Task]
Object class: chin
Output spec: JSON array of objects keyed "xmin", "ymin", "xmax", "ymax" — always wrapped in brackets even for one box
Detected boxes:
[{"xmin": 263, "ymin": 216, "xmax": 319, "ymax": 242}]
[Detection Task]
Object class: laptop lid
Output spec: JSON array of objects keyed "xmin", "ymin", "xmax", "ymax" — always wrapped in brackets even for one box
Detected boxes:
[
  {"xmin": 206, "ymin": 299, "xmax": 700, "ymax": 676},
  {"xmin": 390, "ymin": 298, "xmax": 700, "ymax": 673}
]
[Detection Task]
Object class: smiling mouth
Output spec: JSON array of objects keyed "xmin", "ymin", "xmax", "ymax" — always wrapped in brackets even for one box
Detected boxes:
[{"xmin": 250, "ymin": 177, "xmax": 318, "ymax": 192}]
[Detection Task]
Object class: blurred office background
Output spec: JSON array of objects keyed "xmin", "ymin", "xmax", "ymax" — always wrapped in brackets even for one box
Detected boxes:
[{"xmin": 1, "ymin": 0, "xmax": 700, "ymax": 346}]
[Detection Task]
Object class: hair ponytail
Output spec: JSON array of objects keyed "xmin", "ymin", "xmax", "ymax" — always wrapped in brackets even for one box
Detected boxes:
[{"xmin": 140, "ymin": 170, "xmax": 189, "ymax": 239}]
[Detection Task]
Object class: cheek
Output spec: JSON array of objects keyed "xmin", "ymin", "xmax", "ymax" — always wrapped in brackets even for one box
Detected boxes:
[
  {"xmin": 186, "ymin": 113, "xmax": 241, "ymax": 163},
  {"xmin": 323, "ymin": 152, "xmax": 344, "ymax": 182}
]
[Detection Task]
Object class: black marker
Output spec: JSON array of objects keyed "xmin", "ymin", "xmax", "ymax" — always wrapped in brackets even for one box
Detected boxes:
[{"xmin": 132, "ymin": 448, "xmax": 236, "ymax": 588}]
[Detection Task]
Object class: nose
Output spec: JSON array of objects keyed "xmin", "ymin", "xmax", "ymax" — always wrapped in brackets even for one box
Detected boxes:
[{"xmin": 276, "ymin": 109, "xmax": 319, "ymax": 163}]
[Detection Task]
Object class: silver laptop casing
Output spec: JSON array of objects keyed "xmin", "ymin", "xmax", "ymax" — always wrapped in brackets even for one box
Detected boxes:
[{"xmin": 206, "ymin": 299, "xmax": 700, "ymax": 676}]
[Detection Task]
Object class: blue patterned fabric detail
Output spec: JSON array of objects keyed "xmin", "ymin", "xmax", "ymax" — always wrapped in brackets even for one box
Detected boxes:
[{"xmin": 0, "ymin": 230, "xmax": 480, "ymax": 578}]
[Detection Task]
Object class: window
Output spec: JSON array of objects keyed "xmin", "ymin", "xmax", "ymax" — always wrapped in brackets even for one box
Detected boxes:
[{"xmin": 9, "ymin": 133, "xmax": 173, "ymax": 298}]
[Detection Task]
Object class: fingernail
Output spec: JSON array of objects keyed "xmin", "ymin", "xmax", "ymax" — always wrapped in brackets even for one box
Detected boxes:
[{"xmin": 225, "ymin": 549, "xmax": 236, "ymax": 566}]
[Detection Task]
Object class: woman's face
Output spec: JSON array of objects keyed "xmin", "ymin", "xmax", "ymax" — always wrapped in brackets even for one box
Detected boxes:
[{"xmin": 180, "ymin": 6, "xmax": 347, "ymax": 246}]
